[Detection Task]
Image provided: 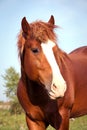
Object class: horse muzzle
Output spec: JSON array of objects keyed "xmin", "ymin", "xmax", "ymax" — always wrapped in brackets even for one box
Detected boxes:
[{"xmin": 49, "ymin": 81, "xmax": 67, "ymax": 99}]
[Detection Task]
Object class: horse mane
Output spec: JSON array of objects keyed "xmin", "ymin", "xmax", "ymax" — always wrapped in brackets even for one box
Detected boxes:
[{"xmin": 17, "ymin": 20, "xmax": 58, "ymax": 56}]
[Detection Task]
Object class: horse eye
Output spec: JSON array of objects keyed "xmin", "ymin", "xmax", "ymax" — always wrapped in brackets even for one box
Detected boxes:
[{"xmin": 31, "ymin": 48, "xmax": 39, "ymax": 53}]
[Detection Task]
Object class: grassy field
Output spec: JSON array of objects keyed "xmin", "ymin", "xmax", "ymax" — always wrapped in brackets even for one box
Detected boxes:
[{"xmin": 0, "ymin": 109, "xmax": 87, "ymax": 130}]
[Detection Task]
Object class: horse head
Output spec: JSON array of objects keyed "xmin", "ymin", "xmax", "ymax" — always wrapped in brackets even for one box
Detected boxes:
[{"xmin": 18, "ymin": 15, "xmax": 66, "ymax": 99}]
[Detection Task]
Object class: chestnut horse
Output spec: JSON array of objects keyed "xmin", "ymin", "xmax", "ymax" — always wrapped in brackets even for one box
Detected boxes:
[{"xmin": 17, "ymin": 15, "xmax": 87, "ymax": 130}]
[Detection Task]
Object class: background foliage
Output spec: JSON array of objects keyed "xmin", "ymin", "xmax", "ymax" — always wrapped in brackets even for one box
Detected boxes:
[
  {"xmin": 2, "ymin": 67, "xmax": 19, "ymax": 100},
  {"xmin": 2, "ymin": 67, "xmax": 23, "ymax": 114}
]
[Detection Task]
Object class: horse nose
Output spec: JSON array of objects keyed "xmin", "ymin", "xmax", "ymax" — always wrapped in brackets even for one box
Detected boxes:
[{"xmin": 49, "ymin": 81, "xmax": 67, "ymax": 99}]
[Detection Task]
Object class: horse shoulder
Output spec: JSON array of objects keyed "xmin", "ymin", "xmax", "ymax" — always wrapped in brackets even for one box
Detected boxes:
[{"xmin": 17, "ymin": 79, "xmax": 45, "ymax": 121}]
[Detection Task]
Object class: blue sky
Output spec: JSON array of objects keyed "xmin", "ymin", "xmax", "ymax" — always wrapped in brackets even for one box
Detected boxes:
[{"xmin": 0, "ymin": 0, "xmax": 87, "ymax": 101}]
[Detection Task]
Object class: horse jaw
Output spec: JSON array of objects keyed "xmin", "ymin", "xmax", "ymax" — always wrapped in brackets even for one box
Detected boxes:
[{"xmin": 41, "ymin": 40, "xmax": 67, "ymax": 99}]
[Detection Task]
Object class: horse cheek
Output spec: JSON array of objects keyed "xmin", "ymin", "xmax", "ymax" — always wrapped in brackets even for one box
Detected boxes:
[{"xmin": 23, "ymin": 52, "xmax": 36, "ymax": 80}]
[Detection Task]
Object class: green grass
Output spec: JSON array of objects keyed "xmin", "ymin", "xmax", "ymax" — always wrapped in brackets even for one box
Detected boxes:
[
  {"xmin": 70, "ymin": 116, "xmax": 87, "ymax": 130},
  {"xmin": 0, "ymin": 109, "xmax": 27, "ymax": 130},
  {"xmin": 0, "ymin": 109, "xmax": 87, "ymax": 130}
]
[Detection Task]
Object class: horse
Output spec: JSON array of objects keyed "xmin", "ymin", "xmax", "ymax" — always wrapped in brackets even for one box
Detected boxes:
[{"xmin": 17, "ymin": 15, "xmax": 87, "ymax": 130}]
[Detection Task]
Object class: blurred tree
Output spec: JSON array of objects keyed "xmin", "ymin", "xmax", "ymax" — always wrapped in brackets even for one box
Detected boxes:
[
  {"xmin": 2, "ymin": 67, "xmax": 23, "ymax": 114},
  {"xmin": 2, "ymin": 67, "xmax": 19, "ymax": 101}
]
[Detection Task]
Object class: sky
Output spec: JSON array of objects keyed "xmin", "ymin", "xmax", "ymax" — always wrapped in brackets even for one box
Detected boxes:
[{"xmin": 0, "ymin": 0, "xmax": 87, "ymax": 101}]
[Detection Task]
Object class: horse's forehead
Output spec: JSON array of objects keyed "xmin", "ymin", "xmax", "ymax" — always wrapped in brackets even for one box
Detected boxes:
[{"xmin": 41, "ymin": 40, "xmax": 55, "ymax": 51}]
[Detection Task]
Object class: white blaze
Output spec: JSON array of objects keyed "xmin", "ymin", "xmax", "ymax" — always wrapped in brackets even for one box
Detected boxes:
[{"xmin": 41, "ymin": 40, "xmax": 67, "ymax": 99}]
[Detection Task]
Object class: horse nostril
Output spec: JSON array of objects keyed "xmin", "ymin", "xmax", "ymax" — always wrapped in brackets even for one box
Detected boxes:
[
  {"xmin": 53, "ymin": 83, "xmax": 57, "ymax": 88},
  {"xmin": 51, "ymin": 83, "xmax": 57, "ymax": 92}
]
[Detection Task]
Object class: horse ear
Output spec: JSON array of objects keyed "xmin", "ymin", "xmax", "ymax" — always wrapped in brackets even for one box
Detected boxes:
[
  {"xmin": 21, "ymin": 17, "xmax": 30, "ymax": 38},
  {"xmin": 48, "ymin": 15, "xmax": 55, "ymax": 25}
]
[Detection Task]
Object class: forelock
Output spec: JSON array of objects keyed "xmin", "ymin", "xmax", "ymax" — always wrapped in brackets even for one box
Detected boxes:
[{"xmin": 30, "ymin": 21, "xmax": 57, "ymax": 43}]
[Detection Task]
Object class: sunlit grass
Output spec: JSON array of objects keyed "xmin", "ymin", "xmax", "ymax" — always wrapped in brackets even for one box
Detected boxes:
[
  {"xmin": 0, "ymin": 109, "xmax": 27, "ymax": 130},
  {"xmin": 70, "ymin": 115, "xmax": 87, "ymax": 130},
  {"xmin": 0, "ymin": 109, "xmax": 87, "ymax": 130}
]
